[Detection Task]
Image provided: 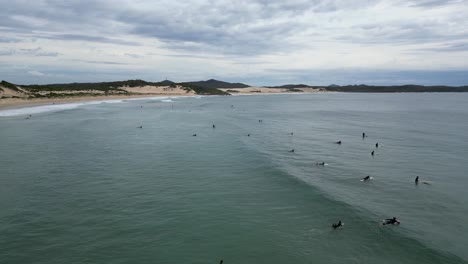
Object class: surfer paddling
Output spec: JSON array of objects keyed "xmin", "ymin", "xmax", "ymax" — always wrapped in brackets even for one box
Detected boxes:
[
  {"xmin": 332, "ymin": 220, "xmax": 343, "ymax": 229},
  {"xmin": 382, "ymin": 217, "xmax": 400, "ymax": 225},
  {"xmin": 415, "ymin": 176, "xmax": 431, "ymax": 185},
  {"xmin": 362, "ymin": 175, "xmax": 371, "ymax": 181}
]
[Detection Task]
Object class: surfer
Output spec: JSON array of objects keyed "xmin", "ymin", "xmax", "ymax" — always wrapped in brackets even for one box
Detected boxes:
[
  {"xmin": 376, "ymin": 142, "xmax": 379, "ymax": 148},
  {"xmin": 137, "ymin": 125, "xmax": 143, "ymax": 128},
  {"xmin": 316, "ymin": 162, "xmax": 325, "ymax": 166},
  {"xmin": 213, "ymin": 124, "xmax": 215, "ymax": 128},
  {"xmin": 415, "ymin": 176, "xmax": 419, "ymax": 184},
  {"xmin": 362, "ymin": 175, "xmax": 371, "ymax": 181},
  {"xmin": 382, "ymin": 217, "xmax": 400, "ymax": 225},
  {"xmin": 371, "ymin": 151, "xmax": 374, "ymax": 156},
  {"xmin": 220, "ymin": 260, "xmax": 223, "ymax": 264},
  {"xmin": 289, "ymin": 149, "xmax": 295, "ymax": 153},
  {"xmin": 362, "ymin": 132, "xmax": 366, "ymax": 138},
  {"xmin": 336, "ymin": 141, "xmax": 342, "ymax": 144},
  {"xmin": 192, "ymin": 134, "xmax": 197, "ymax": 136},
  {"xmin": 290, "ymin": 132, "xmax": 294, "ymax": 135},
  {"xmin": 332, "ymin": 220, "xmax": 343, "ymax": 229}
]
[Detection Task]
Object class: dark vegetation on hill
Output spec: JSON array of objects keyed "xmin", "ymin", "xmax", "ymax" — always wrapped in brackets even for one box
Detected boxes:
[
  {"xmin": 323, "ymin": 84, "xmax": 468, "ymax": 93},
  {"xmin": 186, "ymin": 79, "xmax": 250, "ymax": 88},
  {"xmin": 179, "ymin": 83, "xmax": 230, "ymax": 95},
  {"xmin": 21, "ymin": 79, "xmax": 232, "ymax": 95},
  {"xmin": 1, "ymin": 79, "xmax": 231, "ymax": 96},
  {"xmin": 22, "ymin": 80, "xmax": 162, "ymax": 93},
  {"xmin": 1, "ymin": 80, "xmax": 22, "ymax": 92}
]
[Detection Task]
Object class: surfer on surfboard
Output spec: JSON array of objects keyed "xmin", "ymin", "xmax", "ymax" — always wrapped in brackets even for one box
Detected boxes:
[
  {"xmin": 382, "ymin": 217, "xmax": 400, "ymax": 225},
  {"xmin": 332, "ymin": 220, "xmax": 343, "ymax": 229}
]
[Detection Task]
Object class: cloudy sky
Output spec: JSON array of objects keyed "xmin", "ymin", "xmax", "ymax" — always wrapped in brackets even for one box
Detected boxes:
[{"xmin": 1, "ymin": 0, "xmax": 467, "ymax": 86}]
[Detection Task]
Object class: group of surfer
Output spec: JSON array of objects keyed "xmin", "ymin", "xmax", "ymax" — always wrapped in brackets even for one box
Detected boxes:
[
  {"xmin": 331, "ymin": 132, "xmax": 404, "ymax": 229},
  {"xmin": 332, "ymin": 217, "xmax": 400, "ymax": 228}
]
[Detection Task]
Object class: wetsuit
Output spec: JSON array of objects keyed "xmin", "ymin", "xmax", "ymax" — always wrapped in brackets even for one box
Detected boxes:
[
  {"xmin": 383, "ymin": 218, "xmax": 400, "ymax": 225},
  {"xmin": 332, "ymin": 221, "xmax": 343, "ymax": 229}
]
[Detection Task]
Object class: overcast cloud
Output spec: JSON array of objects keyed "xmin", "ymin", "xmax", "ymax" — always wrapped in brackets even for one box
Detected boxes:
[{"xmin": 1, "ymin": 0, "xmax": 467, "ymax": 85}]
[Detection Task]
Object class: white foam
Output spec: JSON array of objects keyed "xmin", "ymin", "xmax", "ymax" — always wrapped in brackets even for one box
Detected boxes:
[
  {"xmin": 123, "ymin": 97, "xmax": 168, "ymax": 102},
  {"xmin": 0, "ymin": 95, "xmax": 203, "ymax": 117},
  {"xmin": 0, "ymin": 99, "xmax": 124, "ymax": 117}
]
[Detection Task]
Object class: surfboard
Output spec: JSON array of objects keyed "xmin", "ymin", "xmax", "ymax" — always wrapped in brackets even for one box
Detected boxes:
[{"xmin": 381, "ymin": 219, "xmax": 400, "ymax": 225}]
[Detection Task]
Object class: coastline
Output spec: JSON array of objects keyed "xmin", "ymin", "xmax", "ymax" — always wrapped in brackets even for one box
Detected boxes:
[
  {"xmin": 0, "ymin": 88, "xmax": 326, "ymax": 110},
  {"xmin": 0, "ymin": 94, "xmax": 195, "ymax": 110}
]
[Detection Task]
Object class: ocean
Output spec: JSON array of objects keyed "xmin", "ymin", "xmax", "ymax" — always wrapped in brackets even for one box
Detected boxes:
[{"xmin": 1, "ymin": 93, "xmax": 467, "ymax": 264}]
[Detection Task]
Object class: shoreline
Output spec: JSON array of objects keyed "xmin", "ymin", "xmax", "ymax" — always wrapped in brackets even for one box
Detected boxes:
[
  {"xmin": 0, "ymin": 90, "xmax": 327, "ymax": 110},
  {"xmin": 0, "ymin": 94, "xmax": 197, "ymax": 110}
]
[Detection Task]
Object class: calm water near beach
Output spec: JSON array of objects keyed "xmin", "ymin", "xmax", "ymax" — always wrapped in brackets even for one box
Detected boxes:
[{"xmin": 1, "ymin": 93, "xmax": 468, "ymax": 263}]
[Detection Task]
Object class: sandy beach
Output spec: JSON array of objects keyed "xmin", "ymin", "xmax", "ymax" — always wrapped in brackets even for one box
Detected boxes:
[
  {"xmin": 0, "ymin": 94, "xmax": 192, "ymax": 110},
  {"xmin": 0, "ymin": 85, "xmax": 196, "ymax": 110},
  {"xmin": 0, "ymin": 85, "xmax": 326, "ymax": 110}
]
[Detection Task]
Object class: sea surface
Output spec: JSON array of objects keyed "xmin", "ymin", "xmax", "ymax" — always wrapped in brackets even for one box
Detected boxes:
[{"xmin": 1, "ymin": 93, "xmax": 468, "ymax": 264}]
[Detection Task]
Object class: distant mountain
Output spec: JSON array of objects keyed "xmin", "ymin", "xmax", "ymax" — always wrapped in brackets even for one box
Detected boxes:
[
  {"xmin": 185, "ymin": 79, "xmax": 250, "ymax": 89},
  {"xmin": 328, "ymin": 84, "xmax": 340, "ymax": 87},
  {"xmin": 324, "ymin": 84, "xmax": 468, "ymax": 93},
  {"xmin": 159, "ymin": 80, "xmax": 175, "ymax": 85},
  {"xmin": 178, "ymin": 83, "xmax": 230, "ymax": 95}
]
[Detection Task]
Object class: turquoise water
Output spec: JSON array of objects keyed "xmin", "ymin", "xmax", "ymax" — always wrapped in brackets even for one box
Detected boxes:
[{"xmin": 1, "ymin": 93, "xmax": 467, "ymax": 264}]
